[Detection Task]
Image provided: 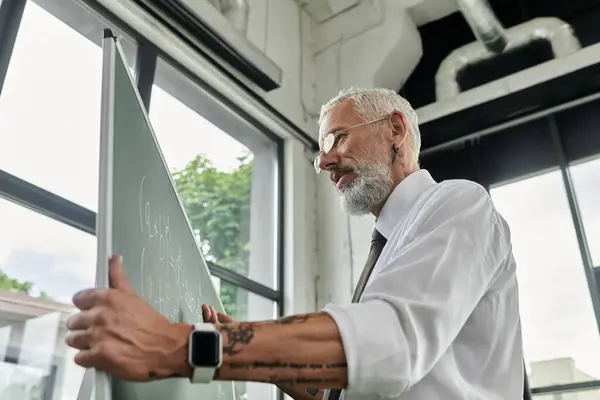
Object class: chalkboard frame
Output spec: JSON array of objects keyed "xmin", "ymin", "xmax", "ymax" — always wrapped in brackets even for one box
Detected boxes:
[{"xmin": 94, "ymin": 29, "xmax": 117, "ymax": 400}]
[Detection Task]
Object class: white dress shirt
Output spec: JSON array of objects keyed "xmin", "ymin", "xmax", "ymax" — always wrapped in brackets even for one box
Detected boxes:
[{"xmin": 324, "ymin": 170, "xmax": 524, "ymax": 400}]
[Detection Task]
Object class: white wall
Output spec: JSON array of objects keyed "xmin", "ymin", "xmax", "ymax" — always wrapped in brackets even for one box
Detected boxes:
[
  {"xmin": 243, "ymin": 0, "xmax": 424, "ymax": 141},
  {"xmin": 234, "ymin": 0, "xmax": 426, "ymax": 310}
]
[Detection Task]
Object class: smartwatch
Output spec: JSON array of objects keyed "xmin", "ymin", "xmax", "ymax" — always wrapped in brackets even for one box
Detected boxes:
[{"xmin": 188, "ymin": 323, "xmax": 223, "ymax": 383}]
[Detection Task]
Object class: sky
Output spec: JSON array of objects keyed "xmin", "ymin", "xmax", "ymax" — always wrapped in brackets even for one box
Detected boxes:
[{"xmin": 0, "ymin": 1, "xmax": 599, "ymax": 399}]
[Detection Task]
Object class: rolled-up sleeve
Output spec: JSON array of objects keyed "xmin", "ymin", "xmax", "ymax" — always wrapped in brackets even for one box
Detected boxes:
[{"xmin": 324, "ymin": 182, "xmax": 508, "ymax": 397}]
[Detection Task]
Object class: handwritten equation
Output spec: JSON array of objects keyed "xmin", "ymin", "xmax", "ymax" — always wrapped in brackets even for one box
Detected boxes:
[{"xmin": 138, "ymin": 176, "xmax": 204, "ymax": 323}]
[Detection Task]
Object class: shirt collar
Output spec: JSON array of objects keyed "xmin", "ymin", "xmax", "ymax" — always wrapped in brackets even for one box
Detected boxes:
[{"xmin": 375, "ymin": 169, "xmax": 437, "ymax": 239}]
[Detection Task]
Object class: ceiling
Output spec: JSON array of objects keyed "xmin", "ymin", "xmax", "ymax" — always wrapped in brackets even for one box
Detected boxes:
[
  {"xmin": 403, "ymin": 0, "xmax": 600, "ymax": 109},
  {"xmin": 400, "ymin": 0, "xmax": 600, "ymax": 158}
]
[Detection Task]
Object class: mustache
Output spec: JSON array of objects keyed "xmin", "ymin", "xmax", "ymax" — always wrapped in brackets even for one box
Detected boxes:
[{"xmin": 330, "ymin": 166, "xmax": 354, "ymax": 181}]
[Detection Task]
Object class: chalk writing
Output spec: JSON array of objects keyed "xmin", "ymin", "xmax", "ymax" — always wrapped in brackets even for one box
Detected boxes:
[{"xmin": 138, "ymin": 175, "xmax": 203, "ymax": 324}]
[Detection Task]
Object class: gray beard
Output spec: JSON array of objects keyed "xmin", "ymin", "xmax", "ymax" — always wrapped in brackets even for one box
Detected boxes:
[{"xmin": 339, "ymin": 164, "xmax": 394, "ymax": 216}]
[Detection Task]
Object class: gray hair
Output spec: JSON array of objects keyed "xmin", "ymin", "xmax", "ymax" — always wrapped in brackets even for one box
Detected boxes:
[{"xmin": 318, "ymin": 87, "xmax": 421, "ymax": 158}]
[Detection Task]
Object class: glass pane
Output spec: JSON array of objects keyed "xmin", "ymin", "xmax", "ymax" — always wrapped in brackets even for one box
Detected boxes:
[
  {"xmin": 209, "ymin": 278, "xmax": 277, "ymax": 321},
  {"xmin": 0, "ymin": 197, "xmax": 96, "ymax": 399},
  {"xmin": 0, "ymin": 0, "xmax": 136, "ymax": 212},
  {"xmin": 571, "ymin": 156, "xmax": 600, "ymax": 266},
  {"xmin": 490, "ymin": 170, "xmax": 600, "ymax": 389},
  {"xmin": 149, "ymin": 79, "xmax": 275, "ymax": 288},
  {"xmin": 209, "ymin": 277, "xmax": 277, "ymax": 400}
]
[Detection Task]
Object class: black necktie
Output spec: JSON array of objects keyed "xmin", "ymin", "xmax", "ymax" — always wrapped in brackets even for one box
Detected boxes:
[{"xmin": 326, "ymin": 229, "xmax": 388, "ymax": 400}]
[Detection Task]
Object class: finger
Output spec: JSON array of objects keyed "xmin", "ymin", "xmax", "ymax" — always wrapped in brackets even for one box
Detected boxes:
[
  {"xmin": 201, "ymin": 305, "xmax": 212, "ymax": 323},
  {"xmin": 66, "ymin": 310, "xmax": 98, "ymax": 331},
  {"xmin": 73, "ymin": 288, "xmax": 109, "ymax": 310},
  {"xmin": 109, "ymin": 254, "xmax": 134, "ymax": 293},
  {"xmin": 73, "ymin": 349, "xmax": 95, "ymax": 369},
  {"xmin": 217, "ymin": 312, "xmax": 234, "ymax": 323},
  {"xmin": 65, "ymin": 329, "xmax": 93, "ymax": 350},
  {"xmin": 208, "ymin": 305, "xmax": 218, "ymax": 323}
]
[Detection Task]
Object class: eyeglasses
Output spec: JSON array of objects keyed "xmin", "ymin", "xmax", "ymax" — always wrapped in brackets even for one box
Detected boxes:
[{"xmin": 313, "ymin": 115, "xmax": 389, "ymax": 173}]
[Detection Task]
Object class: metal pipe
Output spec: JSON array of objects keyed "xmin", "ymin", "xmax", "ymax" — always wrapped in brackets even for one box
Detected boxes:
[
  {"xmin": 457, "ymin": 0, "xmax": 508, "ymax": 54},
  {"xmin": 436, "ymin": 17, "xmax": 581, "ymax": 101}
]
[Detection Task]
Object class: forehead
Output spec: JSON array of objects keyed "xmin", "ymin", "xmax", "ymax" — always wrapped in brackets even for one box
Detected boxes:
[{"xmin": 318, "ymin": 100, "xmax": 363, "ymax": 141}]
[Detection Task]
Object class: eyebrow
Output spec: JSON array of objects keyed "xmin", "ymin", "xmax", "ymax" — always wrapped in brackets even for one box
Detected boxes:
[{"xmin": 325, "ymin": 125, "xmax": 349, "ymax": 136}]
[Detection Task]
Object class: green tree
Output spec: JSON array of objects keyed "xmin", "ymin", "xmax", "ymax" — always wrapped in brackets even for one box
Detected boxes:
[
  {"xmin": 0, "ymin": 270, "xmax": 33, "ymax": 293},
  {"xmin": 172, "ymin": 153, "xmax": 252, "ymax": 318},
  {"xmin": 0, "ymin": 270, "xmax": 52, "ymax": 300}
]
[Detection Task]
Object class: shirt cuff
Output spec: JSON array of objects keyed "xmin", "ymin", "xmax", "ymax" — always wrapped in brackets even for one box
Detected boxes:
[{"xmin": 323, "ymin": 300, "xmax": 411, "ymax": 397}]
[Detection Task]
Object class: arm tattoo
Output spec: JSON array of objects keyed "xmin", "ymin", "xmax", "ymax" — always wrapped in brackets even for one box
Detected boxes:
[
  {"xmin": 228, "ymin": 361, "xmax": 347, "ymax": 371},
  {"xmin": 306, "ymin": 388, "xmax": 319, "ymax": 396},
  {"xmin": 274, "ymin": 312, "xmax": 325, "ymax": 325},
  {"xmin": 221, "ymin": 323, "xmax": 255, "ymax": 356}
]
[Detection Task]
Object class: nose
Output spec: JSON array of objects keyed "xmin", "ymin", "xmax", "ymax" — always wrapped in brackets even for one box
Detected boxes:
[{"xmin": 317, "ymin": 149, "xmax": 339, "ymax": 172}]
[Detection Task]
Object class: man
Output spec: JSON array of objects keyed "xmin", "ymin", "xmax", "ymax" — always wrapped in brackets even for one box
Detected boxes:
[{"xmin": 65, "ymin": 87, "xmax": 523, "ymax": 399}]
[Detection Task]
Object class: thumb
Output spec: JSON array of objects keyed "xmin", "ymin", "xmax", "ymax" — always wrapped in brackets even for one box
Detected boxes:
[{"xmin": 109, "ymin": 254, "xmax": 134, "ymax": 293}]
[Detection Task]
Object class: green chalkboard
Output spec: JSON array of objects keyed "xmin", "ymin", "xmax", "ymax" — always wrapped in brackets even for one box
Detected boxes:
[{"xmin": 97, "ymin": 31, "xmax": 235, "ymax": 400}]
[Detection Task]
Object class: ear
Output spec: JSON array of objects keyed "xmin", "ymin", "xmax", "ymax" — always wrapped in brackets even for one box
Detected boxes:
[{"xmin": 389, "ymin": 110, "xmax": 408, "ymax": 147}]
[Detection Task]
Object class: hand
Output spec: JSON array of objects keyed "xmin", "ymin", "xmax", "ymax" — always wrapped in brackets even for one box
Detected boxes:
[
  {"xmin": 201, "ymin": 304, "xmax": 235, "ymax": 325},
  {"xmin": 65, "ymin": 255, "xmax": 192, "ymax": 381}
]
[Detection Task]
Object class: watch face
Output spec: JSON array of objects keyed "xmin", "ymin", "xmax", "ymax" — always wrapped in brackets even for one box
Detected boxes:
[{"xmin": 191, "ymin": 331, "xmax": 221, "ymax": 367}]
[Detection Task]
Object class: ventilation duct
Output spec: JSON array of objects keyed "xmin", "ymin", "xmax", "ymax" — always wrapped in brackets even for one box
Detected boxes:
[
  {"xmin": 457, "ymin": 0, "xmax": 507, "ymax": 54},
  {"xmin": 435, "ymin": 17, "xmax": 581, "ymax": 101}
]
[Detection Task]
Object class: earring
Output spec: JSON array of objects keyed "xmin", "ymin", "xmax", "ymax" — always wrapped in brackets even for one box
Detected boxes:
[{"xmin": 392, "ymin": 143, "xmax": 399, "ymax": 153}]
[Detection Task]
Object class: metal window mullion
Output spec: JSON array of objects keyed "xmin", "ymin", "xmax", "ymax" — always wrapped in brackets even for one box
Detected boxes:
[
  {"xmin": 135, "ymin": 40, "xmax": 157, "ymax": 110},
  {"xmin": 547, "ymin": 115, "xmax": 600, "ymax": 334},
  {"xmin": 531, "ymin": 379, "xmax": 600, "ymax": 396},
  {"xmin": 0, "ymin": 0, "xmax": 26, "ymax": 96},
  {"xmin": 276, "ymin": 140, "xmax": 285, "ymax": 317},
  {"xmin": 0, "ymin": 169, "xmax": 96, "ymax": 234},
  {"xmin": 208, "ymin": 261, "xmax": 281, "ymax": 302}
]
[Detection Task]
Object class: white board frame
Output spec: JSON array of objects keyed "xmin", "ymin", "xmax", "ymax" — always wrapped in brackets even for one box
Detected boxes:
[{"xmin": 91, "ymin": 28, "xmax": 119, "ymax": 400}]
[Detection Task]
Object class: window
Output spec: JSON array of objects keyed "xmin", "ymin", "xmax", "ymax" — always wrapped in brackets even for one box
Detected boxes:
[
  {"xmin": 490, "ymin": 170, "xmax": 600, "ymax": 389},
  {"xmin": 0, "ymin": 2, "xmax": 283, "ymax": 400},
  {"xmin": 571, "ymin": 156, "xmax": 600, "ymax": 267},
  {"xmin": 0, "ymin": 0, "xmax": 137, "ymax": 212},
  {"xmin": 149, "ymin": 58, "xmax": 280, "ymax": 291},
  {"xmin": 149, "ymin": 58, "xmax": 281, "ymax": 400},
  {"xmin": 0, "ymin": 196, "xmax": 96, "ymax": 400}
]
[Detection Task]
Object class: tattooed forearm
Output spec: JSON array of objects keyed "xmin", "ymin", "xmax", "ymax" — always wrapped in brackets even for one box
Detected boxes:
[
  {"xmin": 274, "ymin": 312, "xmax": 326, "ymax": 324},
  {"xmin": 221, "ymin": 323, "xmax": 255, "ymax": 356},
  {"xmin": 215, "ymin": 312, "xmax": 347, "ymax": 390}
]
